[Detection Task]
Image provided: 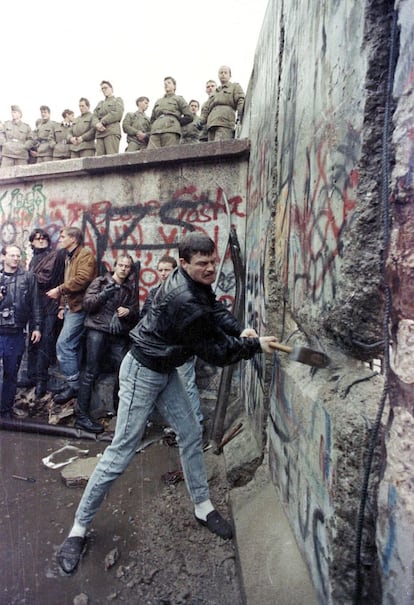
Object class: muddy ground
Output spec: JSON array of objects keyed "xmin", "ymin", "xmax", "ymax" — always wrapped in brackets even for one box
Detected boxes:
[{"xmin": 0, "ymin": 388, "xmax": 244, "ymax": 605}]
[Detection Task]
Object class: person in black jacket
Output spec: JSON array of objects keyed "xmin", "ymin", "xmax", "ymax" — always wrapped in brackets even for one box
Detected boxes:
[
  {"xmin": 57, "ymin": 233, "xmax": 277, "ymax": 573},
  {"xmin": 0, "ymin": 244, "xmax": 42, "ymax": 418},
  {"xmin": 75, "ymin": 255, "xmax": 139, "ymax": 433},
  {"xmin": 20, "ymin": 228, "xmax": 65, "ymax": 398}
]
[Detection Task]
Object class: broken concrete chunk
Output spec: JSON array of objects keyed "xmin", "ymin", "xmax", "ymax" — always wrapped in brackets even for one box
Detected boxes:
[
  {"xmin": 73, "ymin": 593, "xmax": 89, "ymax": 605},
  {"xmin": 105, "ymin": 547, "xmax": 119, "ymax": 570},
  {"xmin": 60, "ymin": 456, "xmax": 100, "ymax": 487}
]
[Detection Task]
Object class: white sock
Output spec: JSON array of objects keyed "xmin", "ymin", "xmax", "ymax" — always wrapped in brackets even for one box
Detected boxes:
[
  {"xmin": 68, "ymin": 519, "xmax": 87, "ymax": 538},
  {"xmin": 194, "ymin": 499, "xmax": 214, "ymax": 521}
]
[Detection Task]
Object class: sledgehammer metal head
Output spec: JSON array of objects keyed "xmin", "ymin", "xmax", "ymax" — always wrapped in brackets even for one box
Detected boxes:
[{"xmin": 269, "ymin": 341, "xmax": 330, "ymax": 368}]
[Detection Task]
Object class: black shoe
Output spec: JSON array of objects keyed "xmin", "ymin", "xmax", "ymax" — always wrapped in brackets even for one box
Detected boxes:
[
  {"xmin": 35, "ymin": 381, "xmax": 47, "ymax": 398},
  {"xmin": 75, "ymin": 414, "xmax": 104, "ymax": 434},
  {"xmin": 195, "ymin": 510, "xmax": 233, "ymax": 540},
  {"xmin": 57, "ymin": 536, "xmax": 87, "ymax": 574},
  {"xmin": 49, "ymin": 383, "xmax": 66, "ymax": 394},
  {"xmin": 54, "ymin": 386, "xmax": 78, "ymax": 405}
]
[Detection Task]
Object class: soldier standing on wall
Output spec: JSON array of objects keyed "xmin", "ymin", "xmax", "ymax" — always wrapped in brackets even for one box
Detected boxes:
[{"xmin": 93, "ymin": 81, "xmax": 124, "ymax": 156}]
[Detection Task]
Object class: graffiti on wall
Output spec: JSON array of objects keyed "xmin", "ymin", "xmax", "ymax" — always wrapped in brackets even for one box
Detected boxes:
[
  {"xmin": 268, "ymin": 362, "xmax": 334, "ymax": 601},
  {"xmin": 277, "ymin": 51, "xmax": 360, "ymax": 309},
  {"xmin": 0, "ymin": 183, "xmax": 245, "ymax": 306}
]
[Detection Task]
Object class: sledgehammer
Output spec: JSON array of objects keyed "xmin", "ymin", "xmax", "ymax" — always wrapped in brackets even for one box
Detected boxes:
[{"xmin": 268, "ymin": 341, "xmax": 330, "ymax": 368}]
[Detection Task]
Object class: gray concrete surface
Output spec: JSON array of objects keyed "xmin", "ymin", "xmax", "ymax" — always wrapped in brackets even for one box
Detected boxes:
[{"xmin": 229, "ymin": 460, "xmax": 319, "ymax": 605}]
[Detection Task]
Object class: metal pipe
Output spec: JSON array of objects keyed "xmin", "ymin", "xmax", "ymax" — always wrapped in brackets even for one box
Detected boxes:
[{"xmin": 0, "ymin": 417, "xmax": 112, "ymax": 441}]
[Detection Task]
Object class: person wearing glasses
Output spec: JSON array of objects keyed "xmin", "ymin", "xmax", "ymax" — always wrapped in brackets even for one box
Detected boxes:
[
  {"xmin": 0, "ymin": 244, "xmax": 42, "ymax": 418},
  {"xmin": 93, "ymin": 80, "xmax": 124, "ymax": 156},
  {"xmin": 19, "ymin": 229, "xmax": 65, "ymax": 398}
]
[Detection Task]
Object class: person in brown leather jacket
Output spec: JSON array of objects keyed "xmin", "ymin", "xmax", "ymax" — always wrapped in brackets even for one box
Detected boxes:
[{"xmin": 46, "ymin": 226, "xmax": 97, "ymax": 405}]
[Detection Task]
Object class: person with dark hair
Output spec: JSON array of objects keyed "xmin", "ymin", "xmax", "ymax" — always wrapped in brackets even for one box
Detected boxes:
[
  {"xmin": 69, "ymin": 98, "xmax": 97, "ymax": 158},
  {"xmin": 30, "ymin": 106, "xmax": 57, "ymax": 163},
  {"xmin": 0, "ymin": 105, "xmax": 33, "ymax": 167},
  {"xmin": 147, "ymin": 77, "xmax": 193, "ymax": 148},
  {"xmin": 19, "ymin": 228, "xmax": 65, "ymax": 397},
  {"xmin": 74, "ymin": 254, "xmax": 139, "ymax": 433},
  {"xmin": 122, "ymin": 96, "xmax": 150, "ymax": 152},
  {"xmin": 52, "ymin": 109, "xmax": 74, "ymax": 160},
  {"xmin": 46, "ymin": 227, "xmax": 97, "ymax": 404},
  {"xmin": 181, "ymin": 99, "xmax": 201, "ymax": 144},
  {"xmin": 140, "ymin": 254, "xmax": 204, "ymax": 425},
  {"xmin": 56, "ymin": 232, "xmax": 277, "ymax": 574},
  {"xmin": 93, "ymin": 81, "xmax": 124, "ymax": 155},
  {"xmin": 0, "ymin": 244, "xmax": 42, "ymax": 418}
]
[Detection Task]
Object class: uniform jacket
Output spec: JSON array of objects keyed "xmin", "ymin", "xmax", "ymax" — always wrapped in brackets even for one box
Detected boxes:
[
  {"xmin": 58, "ymin": 246, "xmax": 98, "ymax": 312},
  {"xmin": 83, "ymin": 272, "xmax": 139, "ymax": 333},
  {"xmin": 93, "ymin": 96, "xmax": 124, "ymax": 139},
  {"xmin": 130, "ymin": 266, "xmax": 261, "ymax": 373},
  {"xmin": 0, "ymin": 267, "xmax": 42, "ymax": 333},
  {"xmin": 69, "ymin": 111, "xmax": 97, "ymax": 153},
  {"xmin": 52, "ymin": 122, "xmax": 72, "ymax": 159},
  {"xmin": 33, "ymin": 118, "xmax": 57, "ymax": 158},
  {"xmin": 0, "ymin": 120, "xmax": 33, "ymax": 160},
  {"xmin": 122, "ymin": 111, "xmax": 150, "ymax": 150},
  {"xmin": 150, "ymin": 94, "xmax": 193, "ymax": 136},
  {"xmin": 181, "ymin": 117, "xmax": 200, "ymax": 144},
  {"xmin": 200, "ymin": 82, "xmax": 245, "ymax": 130}
]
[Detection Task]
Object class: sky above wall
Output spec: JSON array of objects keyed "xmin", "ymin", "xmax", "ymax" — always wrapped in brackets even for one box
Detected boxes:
[{"xmin": 2, "ymin": 0, "xmax": 268, "ymax": 136}]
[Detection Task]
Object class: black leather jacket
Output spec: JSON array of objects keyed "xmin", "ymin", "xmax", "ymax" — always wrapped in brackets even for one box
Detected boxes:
[
  {"xmin": 83, "ymin": 273, "xmax": 139, "ymax": 334},
  {"xmin": 130, "ymin": 266, "xmax": 261, "ymax": 373},
  {"xmin": 0, "ymin": 267, "xmax": 42, "ymax": 333}
]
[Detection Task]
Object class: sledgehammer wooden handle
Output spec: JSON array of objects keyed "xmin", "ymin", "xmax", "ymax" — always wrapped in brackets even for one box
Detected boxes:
[{"xmin": 268, "ymin": 341, "xmax": 293, "ymax": 354}]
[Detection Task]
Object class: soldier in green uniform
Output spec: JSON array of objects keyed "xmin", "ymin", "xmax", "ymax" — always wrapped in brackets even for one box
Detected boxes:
[
  {"xmin": 148, "ymin": 77, "xmax": 193, "ymax": 149},
  {"xmin": 0, "ymin": 105, "xmax": 33, "ymax": 167},
  {"xmin": 122, "ymin": 96, "xmax": 150, "ymax": 152},
  {"xmin": 198, "ymin": 66, "xmax": 244, "ymax": 141},
  {"xmin": 181, "ymin": 99, "xmax": 201, "ymax": 144},
  {"xmin": 30, "ymin": 106, "xmax": 57, "ymax": 163},
  {"xmin": 93, "ymin": 81, "xmax": 124, "ymax": 156},
  {"xmin": 199, "ymin": 80, "xmax": 216, "ymax": 142},
  {"xmin": 69, "ymin": 98, "xmax": 97, "ymax": 158},
  {"xmin": 53, "ymin": 109, "xmax": 74, "ymax": 160}
]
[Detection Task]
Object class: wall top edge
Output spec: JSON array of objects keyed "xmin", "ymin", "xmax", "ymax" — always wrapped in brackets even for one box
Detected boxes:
[{"xmin": 0, "ymin": 139, "xmax": 251, "ymax": 184}]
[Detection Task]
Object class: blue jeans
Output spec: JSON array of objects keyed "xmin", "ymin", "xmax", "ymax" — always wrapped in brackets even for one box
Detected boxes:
[
  {"xmin": 177, "ymin": 357, "xmax": 203, "ymax": 424},
  {"xmin": 75, "ymin": 352, "xmax": 208, "ymax": 527},
  {"xmin": 0, "ymin": 332, "xmax": 25, "ymax": 415},
  {"xmin": 56, "ymin": 307, "xmax": 86, "ymax": 386}
]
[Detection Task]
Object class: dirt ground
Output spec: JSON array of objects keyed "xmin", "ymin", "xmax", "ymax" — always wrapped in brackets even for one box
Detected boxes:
[{"xmin": 0, "ymin": 389, "xmax": 244, "ymax": 605}]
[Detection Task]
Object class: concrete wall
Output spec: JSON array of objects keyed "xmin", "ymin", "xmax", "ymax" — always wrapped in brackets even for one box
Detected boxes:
[
  {"xmin": 0, "ymin": 142, "xmax": 249, "ymax": 313},
  {"xmin": 378, "ymin": 1, "xmax": 414, "ymax": 603},
  {"xmin": 241, "ymin": 0, "xmax": 406, "ymax": 603},
  {"xmin": 2, "ymin": 0, "xmax": 413, "ymax": 602}
]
